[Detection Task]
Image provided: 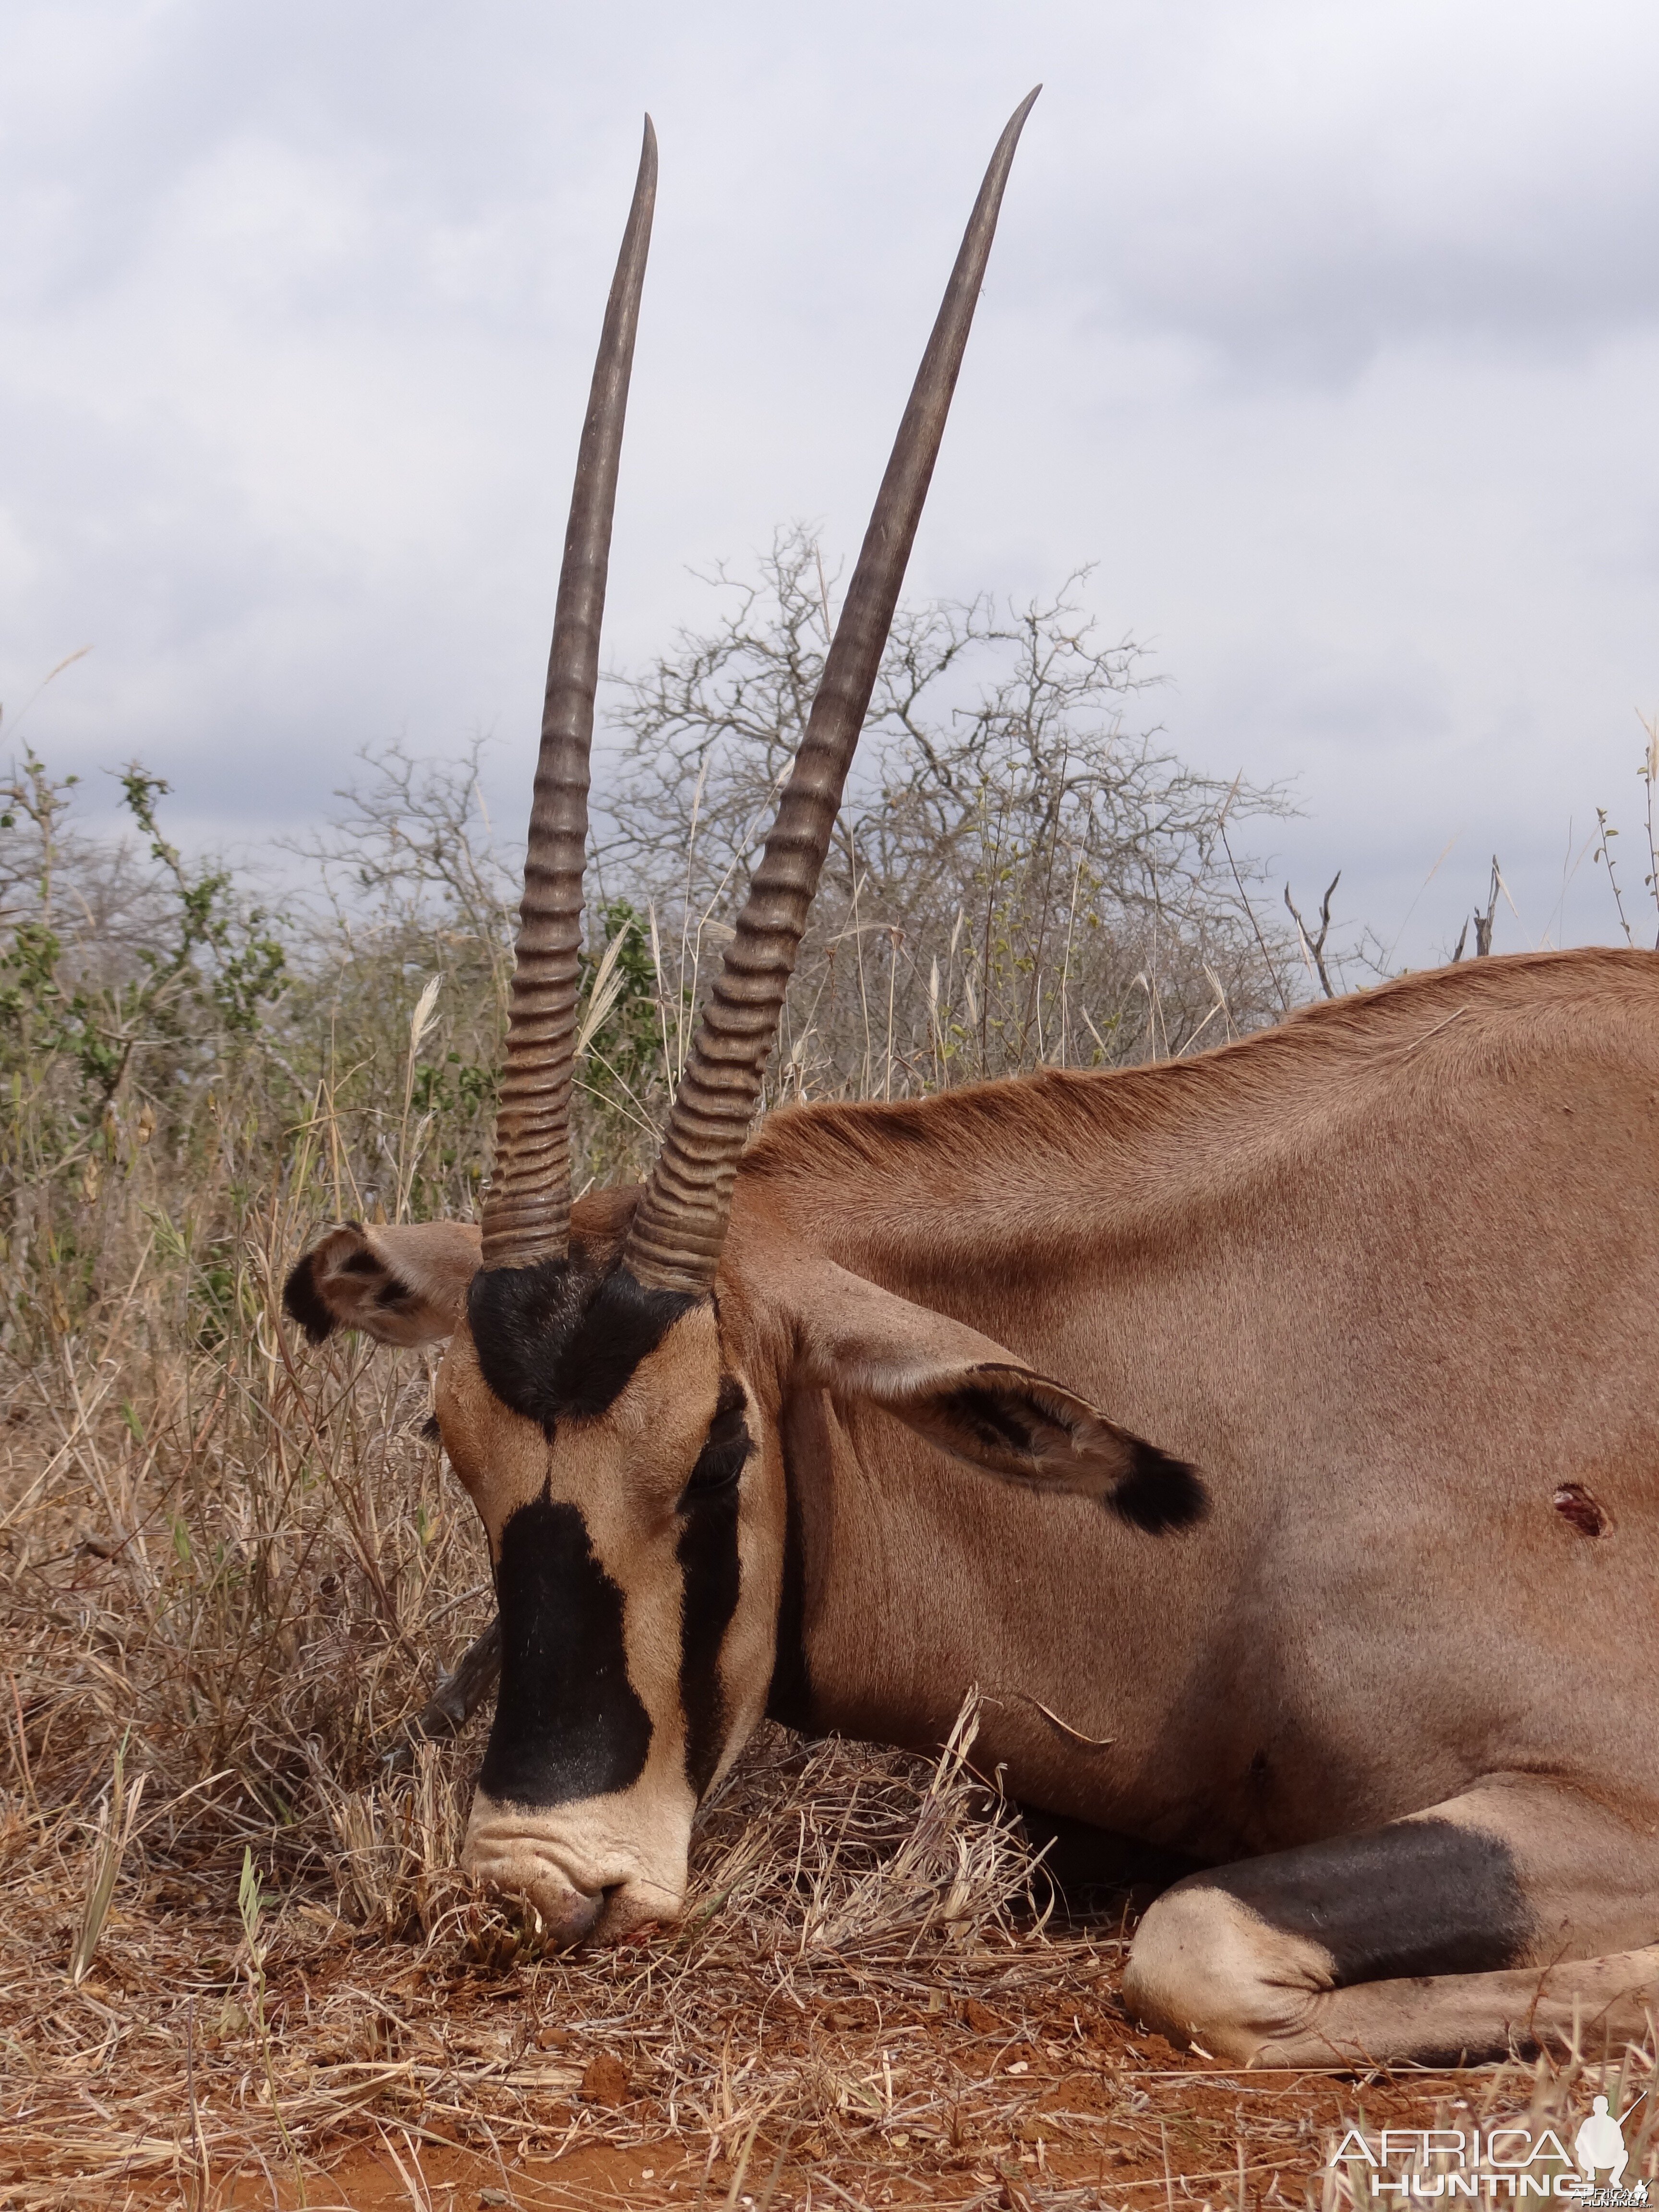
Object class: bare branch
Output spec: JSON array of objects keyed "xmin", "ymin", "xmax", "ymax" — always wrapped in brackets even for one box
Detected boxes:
[{"xmin": 1284, "ymin": 872, "xmax": 1342, "ymax": 999}]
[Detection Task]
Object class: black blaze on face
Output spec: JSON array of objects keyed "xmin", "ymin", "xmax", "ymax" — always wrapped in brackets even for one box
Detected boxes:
[
  {"xmin": 468, "ymin": 1256, "xmax": 696, "ymax": 1431},
  {"xmin": 467, "ymin": 1255, "xmax": 753, "ymax": 1810},
  {"xmin": 676, "ymin": 1378, "xmax": 751, "ymax": 1796},
  {"xmin": 468, "ymin": 1255, "xmax": 694, "ymax": 1811},
  {"xmin": 480, "ymin": 1493, "xmax": 652, "ymax": 1809}
]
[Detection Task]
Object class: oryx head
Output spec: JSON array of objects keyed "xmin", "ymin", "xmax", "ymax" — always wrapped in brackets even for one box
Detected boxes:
[{"xmin": 286, "ymin": 93, "xmax": 1199, "ymax": 1945}]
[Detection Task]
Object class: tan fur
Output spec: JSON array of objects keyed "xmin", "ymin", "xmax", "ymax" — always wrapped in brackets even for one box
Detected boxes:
[
  {"xmin": 765, "ymin": 1252, "xmax": 1161, "ymax": 1495},
  {"xmin": 291, "ymin": 947, "xmax": 1659, "ymax": 2057}
]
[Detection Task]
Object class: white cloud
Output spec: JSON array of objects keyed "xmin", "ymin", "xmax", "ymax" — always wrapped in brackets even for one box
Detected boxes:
[{"xmin": 2, "ymin": 0, "xmax": 1657, "ymax": 964}]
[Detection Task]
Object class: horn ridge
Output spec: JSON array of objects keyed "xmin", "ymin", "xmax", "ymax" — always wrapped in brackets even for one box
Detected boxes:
[
  {"xmin": 623, "ymin": 88, "xmax": 1040, "ymax": 1296},
  {"xmin": 482, "ymin": 117, "xmax": 658, "ymax": 1273}
]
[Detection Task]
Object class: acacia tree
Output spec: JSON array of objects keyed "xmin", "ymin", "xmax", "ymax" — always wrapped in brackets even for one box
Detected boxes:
[{"xmin": 596, "ymin": 526, "xmax": 1297, "ymax": 1096}]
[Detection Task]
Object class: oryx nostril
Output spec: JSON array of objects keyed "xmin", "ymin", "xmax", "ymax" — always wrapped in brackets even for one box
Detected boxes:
[
  {"xmin": 467, "ymin": 1852, "xmax": 607, "ymax": 1948},
  {"xmin": 543, "ymin": 1885, "xmax": 605, "ymax": 1948},
  {"xmin": 461, "ymin": 1793, "xmax": 690, "ymax": 1949},
  {"xmin": 497, "ymin": 1885, "xmax": 606, "ymax": 1955},
  {"xmin": 482, "ymin": 1875, "xmax": 605, "ymax": 1950}
]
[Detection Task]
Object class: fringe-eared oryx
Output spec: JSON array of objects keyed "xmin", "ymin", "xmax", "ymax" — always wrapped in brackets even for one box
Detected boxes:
[{"xmin": 286, "ymin": 97, "xmax": 1659, "ymax": 2068}]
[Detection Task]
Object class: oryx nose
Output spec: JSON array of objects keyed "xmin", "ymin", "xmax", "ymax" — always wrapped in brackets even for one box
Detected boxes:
[
  {"xmin": 461, "ymin": 1815, "xmax": 616, "ymax": 1948},
  {"xmin": 465, "ymin": 1846, "xmax": 606, "ymax": 1947},
  {"xmin": 470, "ymin": 1860, "xmax": 608, "ymax": 1948},
  {"xmin": 461, "ymin": 1793, "xmax": 685, "ymax": 1947},
  {"xmin": 530, "ymin": 1880, "xmax": 605, "ymax": 1950}
]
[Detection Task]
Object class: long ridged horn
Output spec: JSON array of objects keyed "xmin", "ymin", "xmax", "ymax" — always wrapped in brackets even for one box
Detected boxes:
[
  {"xmin": 481, "ymin": 119, "xmax": 657, "ymax": 1272},
  {"xmin": 622, "ymin": 89, "xmax": 1040, "ymax": 1295}
]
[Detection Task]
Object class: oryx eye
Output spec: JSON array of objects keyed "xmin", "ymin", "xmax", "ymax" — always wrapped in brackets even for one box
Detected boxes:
[{"xmin": 680, "ymin": 1384, "xmax": 751, "ymax": 1503}]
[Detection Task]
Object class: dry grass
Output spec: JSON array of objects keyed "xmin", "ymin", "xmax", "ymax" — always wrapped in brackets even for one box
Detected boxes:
[
  {"xmin": 4, "ymin": 1695, "xmax": 1656, "ymax": 2212},
  {"xmin": 4, "ymin": 1280, "xmax": 1657, "ymax": 2211}
]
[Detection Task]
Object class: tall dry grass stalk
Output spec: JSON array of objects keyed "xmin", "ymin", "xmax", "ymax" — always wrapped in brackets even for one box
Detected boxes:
[{"xmin": 68, "ymin": 1731, "xmax": 146, "ymax": 1986}]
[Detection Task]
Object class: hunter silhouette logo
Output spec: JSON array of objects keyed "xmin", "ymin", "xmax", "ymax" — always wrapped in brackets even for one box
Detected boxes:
[
  {"xmin": 1575, "ymin": 2096, "xmax": 1647, "ymax": 2202},
  {"xmin": 1328, "ymin": 2094, "xmax": 1649, "ymax": 2202}
]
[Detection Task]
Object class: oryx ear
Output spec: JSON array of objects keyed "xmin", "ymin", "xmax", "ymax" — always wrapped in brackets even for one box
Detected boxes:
[
  {"xmin": 875, "ymin": 1362, "xmax": 1205, "ymax": 1532},
  {"xmin": 784, "ymin": 1253, "xmax": 1205, "ymax": 1533},
  {"xmin": 283, "ymin": 1221, "xmax": 481, "ymax": 1347}
]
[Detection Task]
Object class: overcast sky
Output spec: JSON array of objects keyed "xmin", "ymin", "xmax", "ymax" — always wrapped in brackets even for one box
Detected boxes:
[{"xmin": 4, "ymin": 0, "xmax": 1658, "ymax": 968}]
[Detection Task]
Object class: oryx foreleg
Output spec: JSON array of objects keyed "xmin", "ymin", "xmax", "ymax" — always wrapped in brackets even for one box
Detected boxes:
[
  {"xmin": 381, "ymin": 1617, "xmax": 502, "ymax": 1772},
  {"xmin": 1124, "ymin": 1781, "xmax": 1659, "ymax": 2068}
]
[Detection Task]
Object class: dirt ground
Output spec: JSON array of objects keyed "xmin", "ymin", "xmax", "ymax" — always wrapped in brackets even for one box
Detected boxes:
[
  {"xmin": 190, "ymin": 2054, "xmax": 1557, "ymax": 2211},
  {"xmin": 9, "ymin": 1936, "xmax": 1642, "ymax": 2212}
]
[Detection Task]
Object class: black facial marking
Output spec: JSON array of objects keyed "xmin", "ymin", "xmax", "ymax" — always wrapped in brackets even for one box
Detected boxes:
[
  {"xmin": 1198, "ymin": 1816, "xmax": 1532, "ymax": 1984},
  {"xmin": 478, "ymin": 1493, "xmax": 652, "ymax": 1809},
  {"xmin": 679, "ymin": 1376, "xmax": 751, "ymax": 1502},
  {"xmin": 676, "ymin": 1380, "xmax": 748, "ymax": 1796},
  {"xmin": 1108, "ymin": 1440, "xmax": 1208, "ymax": 1535},
  {"xmin": 766, "ymin": 1423, "xmax": 814, "ymax": 1732},
  {"xmin": 468, "ymin": 1255, "xmax": 697, "ymax": 1434},
  {"xmin": 282, "ymin": 1253, "xmax": 337, "ymax": 1344}
]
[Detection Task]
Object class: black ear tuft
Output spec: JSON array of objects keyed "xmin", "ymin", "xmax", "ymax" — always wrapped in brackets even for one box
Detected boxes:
[
  {"xmin": 282, "ymin": 1253, "xmax": 337, "ymax": 1345},
  {"xmin": 1107, "ymin": 1440, "xmax": 1207, "ymax": 1535}
]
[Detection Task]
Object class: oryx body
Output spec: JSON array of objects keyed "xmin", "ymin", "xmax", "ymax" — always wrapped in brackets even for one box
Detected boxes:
[{"xmin": 285, "ymin": 100, "xmax": 1659, "ymax": 2068}]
